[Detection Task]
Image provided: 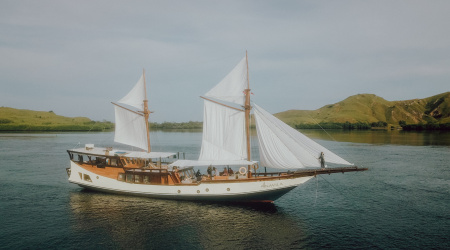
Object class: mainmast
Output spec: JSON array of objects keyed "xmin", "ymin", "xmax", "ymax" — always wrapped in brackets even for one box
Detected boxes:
[
  {"xmin": 244, "ymin": 51, "xmax": 251, "ymax": 163},
  {"xmin": 142, "ymin": 69, "xmax": 151, "ymax": 153}
]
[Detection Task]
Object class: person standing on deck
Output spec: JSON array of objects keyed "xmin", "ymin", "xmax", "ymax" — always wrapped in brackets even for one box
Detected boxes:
[
  {"xmin": 207, "ymin": 166, "xmax": 212, "ymax": 178},
  {"xmin": 319, "ymin": 152, "xmax": 325, "ymax": 169}
]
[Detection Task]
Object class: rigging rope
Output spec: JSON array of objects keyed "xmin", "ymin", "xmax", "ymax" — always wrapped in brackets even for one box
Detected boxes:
[
  {"xmin": 70, "ymin": 120, "xmax": 113, "ymax": 150},
  {"xmin": 306, "ymin": 115, "xmax": 358, "ymax": 166},
  {"xmin": 70, "ymin": 120, "xmax": 99, "ymax": 149}
]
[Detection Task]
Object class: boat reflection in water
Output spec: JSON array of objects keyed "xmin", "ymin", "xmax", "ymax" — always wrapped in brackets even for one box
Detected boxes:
[{"xmin": 69, "ymin": 190, "xmax": 309, "ymax": 249}]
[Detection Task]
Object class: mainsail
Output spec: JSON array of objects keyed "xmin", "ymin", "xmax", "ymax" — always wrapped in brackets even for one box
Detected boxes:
[
  {"xmin": 198, "ymin": 56, "xmax": 248, "ymax": 162},
  {"xmin": 198, "ymin": 54, "xmax": 353, "ymax": 170},
  {"xmin": 253, "ymin": 104, "xmax": 353, "ymax": 169},
  {"xmin": 113, "ymin": 73, "xmax": 150, "ymax": 151},
  {"xmin": 198, "ymin": 100, "xmax": 246, "ymax": 161},
  {"xmin": 114, "ymin": 106, "xmax": 148, "ymax": 151},
  {"xmin": 204, "ymin": 56, "xmax": 248, "ymax": 105}
]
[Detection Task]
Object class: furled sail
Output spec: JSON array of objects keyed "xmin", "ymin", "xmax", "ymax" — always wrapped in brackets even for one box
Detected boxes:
[
  {"xmin": 118, "ymin": 74, "xmax": 146, "ymax": 111},
  {"xmin": 253, "ymin": 104, "xmax": 353, "ymax": 169},
  {"xmin": 198, "ymin": 56, "xmax": 249, "ymax": 162}
]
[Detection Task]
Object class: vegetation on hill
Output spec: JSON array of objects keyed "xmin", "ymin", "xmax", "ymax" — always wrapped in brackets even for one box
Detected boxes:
[
  {"xmin": 150, "ymin": 121, "xmax": 202, "ymax": 130},
  {"xmin": 276, "ymin": 92, "xmax": 450, "ymax": 131},
  {"xmin": 2, "ymin": 92, "xmax": 449, "ymax": 132},
  {"xmin": 0, "ymin": 107, "xmax": 113, "ymax": 131}
]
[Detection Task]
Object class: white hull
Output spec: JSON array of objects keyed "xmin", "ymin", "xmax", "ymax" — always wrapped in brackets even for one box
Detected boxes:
[{"xmin": 68, "ymin": 161, "xmax": 313, "ymax": 202}]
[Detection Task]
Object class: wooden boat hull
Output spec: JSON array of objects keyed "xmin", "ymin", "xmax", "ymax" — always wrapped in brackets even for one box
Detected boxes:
[{"xmin": 68, "ymin": 161, "xmax": 312, "ymax": 202}]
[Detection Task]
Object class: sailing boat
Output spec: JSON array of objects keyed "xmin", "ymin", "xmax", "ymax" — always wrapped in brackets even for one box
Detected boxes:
[{"xmin": 66, "ymin": 55, "xmax": 367, "ymax": 203}]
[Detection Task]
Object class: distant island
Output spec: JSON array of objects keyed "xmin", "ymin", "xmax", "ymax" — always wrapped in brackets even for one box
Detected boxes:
[
  {"xmin": 0, "ymin": 107, "xmax": 202, "ymax": 132},
  {"xmin": 275, "ymin": 91, "xmax": 450, "ymax": 131},
  {"xmin": 0, "ymin": 107, "xmax": 114, "ymax": 132},
  {"xmin": 1, "ymin": 91, "xmax": 449, "ymax": 131}
]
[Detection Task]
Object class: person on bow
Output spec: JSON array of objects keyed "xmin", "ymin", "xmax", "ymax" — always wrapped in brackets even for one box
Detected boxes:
[{"xmin": 319, "ymin": 152, "xmax": 325, "ymax": 169}]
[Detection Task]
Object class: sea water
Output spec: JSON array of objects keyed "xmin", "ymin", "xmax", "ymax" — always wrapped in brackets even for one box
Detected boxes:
[{"xmin": 0, "ymin": 131, "xmax": 448, "ymax": 249}]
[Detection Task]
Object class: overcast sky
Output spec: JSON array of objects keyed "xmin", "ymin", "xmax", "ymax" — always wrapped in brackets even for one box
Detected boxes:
[{"xmin": 1, "ymin": 0, "xmax": 449, "ymax": 122}]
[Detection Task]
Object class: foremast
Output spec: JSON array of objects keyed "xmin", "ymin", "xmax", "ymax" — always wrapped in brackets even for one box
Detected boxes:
[
  {"xmin": 244, "ymin": 51, "xmax": 252, "ymax": 175},
  {"xmin": 142, "ymin": 70, "xmax": 151, "ymax": 153}
]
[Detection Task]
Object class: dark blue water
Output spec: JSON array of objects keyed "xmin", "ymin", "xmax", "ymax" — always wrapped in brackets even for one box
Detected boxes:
[{"xmin": 0, "ymin": 131, "xmax": 449, "ymax": 249}]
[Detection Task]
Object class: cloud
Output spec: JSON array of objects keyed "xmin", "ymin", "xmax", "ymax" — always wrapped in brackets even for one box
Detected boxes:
[{"xmin": 1, "ymin": 0, "xmax": 449, "ymax": 121}]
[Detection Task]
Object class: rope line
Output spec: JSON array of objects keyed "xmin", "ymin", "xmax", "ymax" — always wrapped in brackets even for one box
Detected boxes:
[{"xmin": 306, "ymin": 114, "xmax": 358, "ymax": 165}]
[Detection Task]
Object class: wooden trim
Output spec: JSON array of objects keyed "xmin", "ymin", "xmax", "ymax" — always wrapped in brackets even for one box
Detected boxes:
[
  {"xmin": 245, "ymin": 51, "xmax": 252, "ymax": 175},
  {"xmin": 111, "ymin": 102, "xmax": 144, "ymax": 116},
  {"xmin": 142, "ymin": 69, "xmax": 151, "ymax": 153},
  {"xmin": 200, "ymin": 96, "xmax": 244, "ymax": 112}
]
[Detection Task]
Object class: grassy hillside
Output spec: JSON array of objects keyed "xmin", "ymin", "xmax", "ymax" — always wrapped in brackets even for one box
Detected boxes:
[
  {"xmin": 0, "ymin": 107, "xmax": 113, "ymax": 131},
  {"xmin": 2, "ymin": 91, "xmax": 449, "ymax": 131},
  {"xmin": 276, "ymin": 92, "xmax": 450, "ymax": 127}
]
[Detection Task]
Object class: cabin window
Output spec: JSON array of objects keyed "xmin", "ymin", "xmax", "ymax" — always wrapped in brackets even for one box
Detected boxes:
[
  {"xmin": 143, "ymin": 176, "xmax": 149, "ymax": 184},
  {"xmin": 78, "ymin": 173, "xmax": 82, "ymax": 180},
  {"xmin": 134, "ymin": 175, "xmax": 141, "ymax": 183},
  {"xmin": 110, "ymin": 158, "xmax": 117, "ymax": 166},
  {"xmin": 83, "ymin": 174, "xmax": 92, "ymax": 182},
  {"xmin": 126, "ymin": 173, "xmax": 133, "ymax": 183},
  {"xmin": 118, "ymin": 173, "xmax": 125, "ymax": 181}
]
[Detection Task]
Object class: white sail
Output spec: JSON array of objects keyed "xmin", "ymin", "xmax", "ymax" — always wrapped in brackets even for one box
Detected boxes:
[
  {"xmin": 118, "ymin": 74, "xmax": 146, "ymax": 110},
  {"xmin": 253, "ymin": 104, "xmax": 353, "ymax": 169},
  {"xmin": 114, "ymin": 106, "xmax": 149, "ymax": 151},
  {"xmin": 198, "ymin": 100, "xmax": 246, "ymax": 161},
  {"xmin": 204, "ymin": 56, "xmax": 248, "ymax": 105}
]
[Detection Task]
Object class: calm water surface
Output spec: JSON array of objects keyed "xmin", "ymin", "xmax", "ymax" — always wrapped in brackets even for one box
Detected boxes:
[{"xmin": 0, "ymin": 130, "xmax": 448, "ymax": 249}]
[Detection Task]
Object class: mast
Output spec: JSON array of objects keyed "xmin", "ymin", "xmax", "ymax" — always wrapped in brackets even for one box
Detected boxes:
[
  {"xmin": 142, "ymin": 69, "xmax": 151, "ymax": 153},
  {"xmin": 244, "ymin": 51, "xmax": 251, "ymax": 164}
]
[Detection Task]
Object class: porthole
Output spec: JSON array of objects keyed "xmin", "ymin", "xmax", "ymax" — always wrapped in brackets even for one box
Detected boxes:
[
  {"xmin": 227, "ymin": 188, "xmax": 230, "ymax": 191},
  {"xmin": 96, "ymin": 176, "xmax": 99, "ymax": 179},
  {"xmin": 177, "ymin": 190, "xmax": 181, "ymax": 193},
  {"xmin": 83, "ymin": 174, "xmax": 92, "ymax": 182},
  {"xmin": 197, "ymin": 190, "xmax": 200, "ymax": 193},
  {"xmin": 205, "ymin": 188, "xmax": 209, "ymax": 192}
]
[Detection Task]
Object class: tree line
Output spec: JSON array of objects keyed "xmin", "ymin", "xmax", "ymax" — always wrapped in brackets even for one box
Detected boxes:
[
  {"xmin": 400, "ymin": 121, "xmax": 450, "ymax": 131},
  {"xmin": 295, "ymin": 121, "xmax": 388, "ymax": 130},
  {"xmin": 150, "ymin": 121, "xmax": 203, "ymax": 130},
  {"xmin": 294, "ymin": 120, "xmax": 450, "ymax": 131}
]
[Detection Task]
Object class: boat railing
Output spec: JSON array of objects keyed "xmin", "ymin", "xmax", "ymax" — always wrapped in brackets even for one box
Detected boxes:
[
  {"xmin": 253, "ymin": 166, "xmax": 368, "ymax": 178},
  {"xmin": 254, "ymin": 172, "xmax": 286, "ymax": 177}
]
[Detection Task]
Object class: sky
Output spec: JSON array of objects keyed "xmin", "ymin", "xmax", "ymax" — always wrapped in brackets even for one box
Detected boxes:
[{"xmin": 1, "ymin": 0, "xmax": 449, "ymax": 122}]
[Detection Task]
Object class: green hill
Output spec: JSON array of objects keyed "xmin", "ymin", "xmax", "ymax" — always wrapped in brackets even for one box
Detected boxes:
[
  {"xmin": 2, "ymin": 91, "xmax": 449, "ymax": 131},
  {"xmin": 275, "ymin": 92, "xmax": 450, "ymax": 128},
  {"xmin": 0, "ymin": 107, "xmax": 113, "ymax": 131}
]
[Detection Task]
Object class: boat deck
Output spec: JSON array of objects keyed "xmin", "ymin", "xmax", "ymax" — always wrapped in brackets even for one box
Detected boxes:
[
  {"xmin": 73, "ymin": 159, "xmax": 367, "ymax": 186},
  {"xmin": 77, "ymin": 163, "xmax": 125, "ymax": 179}
]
